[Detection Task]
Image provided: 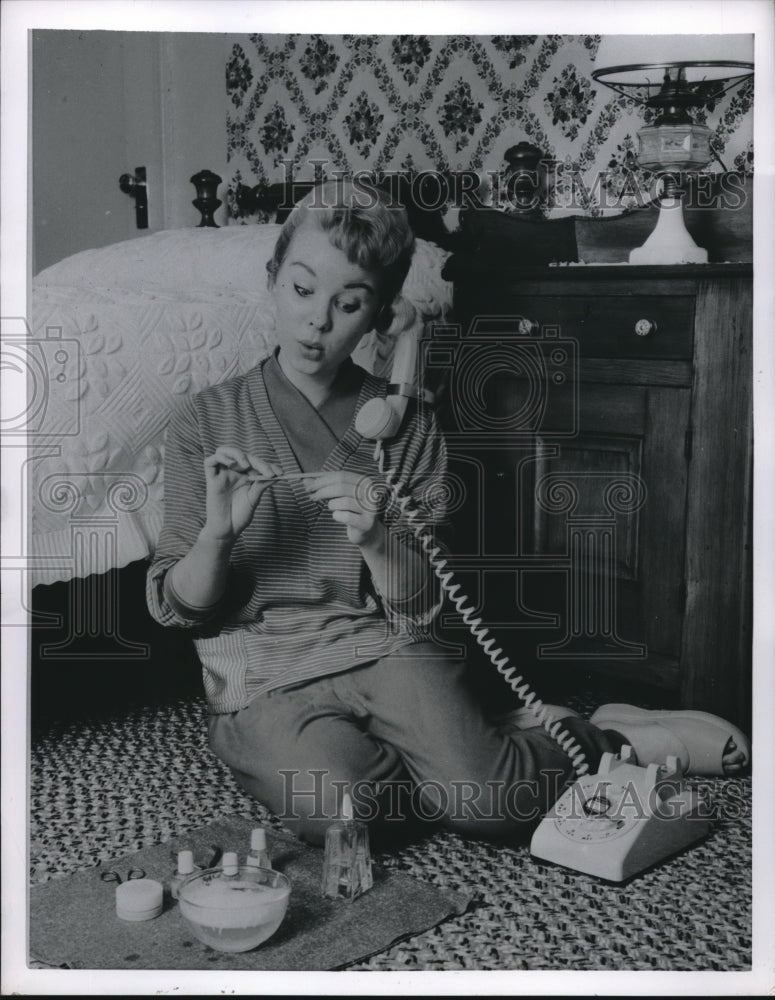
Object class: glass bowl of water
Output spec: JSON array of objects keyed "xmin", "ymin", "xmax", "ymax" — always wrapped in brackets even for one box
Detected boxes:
[{"xmin": 178, "ymin": 865, "xmax": 291, "ymax": 953}]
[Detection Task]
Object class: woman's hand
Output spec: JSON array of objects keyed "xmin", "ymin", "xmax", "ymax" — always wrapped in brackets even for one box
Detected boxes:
[
  {"xmin": 305, "ymin": 471, "xmax": 386, "ymax": 550},
  {"xmin": 203, "ymin": 446, "xmax": 282, "ymax": 542}
]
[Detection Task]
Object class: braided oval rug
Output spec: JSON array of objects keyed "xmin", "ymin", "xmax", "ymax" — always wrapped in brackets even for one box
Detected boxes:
[{"xmin": 29, "ymin": 697, "xmax": 751, "ymax": 972}]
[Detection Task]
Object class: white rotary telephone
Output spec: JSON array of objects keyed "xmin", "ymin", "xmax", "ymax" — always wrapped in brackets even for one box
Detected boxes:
[{"xmin": 530, "ymin": 745, "xmax": 712, "ymax": 881}]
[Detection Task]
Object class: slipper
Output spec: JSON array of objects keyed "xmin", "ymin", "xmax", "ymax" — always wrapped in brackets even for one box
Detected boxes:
[{"xmin": 589, "ymin": 703, "xmax": 751, "ymax": 776}]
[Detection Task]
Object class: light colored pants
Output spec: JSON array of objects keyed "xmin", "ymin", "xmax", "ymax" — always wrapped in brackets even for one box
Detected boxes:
[{"xmin": 208, "ymin": 642, "xmax": 617, "ymax": 845}]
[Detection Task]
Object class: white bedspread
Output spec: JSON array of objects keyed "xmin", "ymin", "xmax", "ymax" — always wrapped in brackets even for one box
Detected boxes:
[{"xmin": 28, "ymin": 226, "xmax": 451, "ymax": 586}]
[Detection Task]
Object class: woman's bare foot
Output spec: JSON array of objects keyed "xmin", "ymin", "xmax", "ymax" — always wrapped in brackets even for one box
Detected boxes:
[{"xmin": 721, "ymin": 739, "xmax": 747, "ymax": 774}]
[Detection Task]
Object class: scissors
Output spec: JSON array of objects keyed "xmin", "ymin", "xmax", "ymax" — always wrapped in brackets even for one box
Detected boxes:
[{"xmin": 100, "ymin": 867, "xmax": 146, "ymax": 886}]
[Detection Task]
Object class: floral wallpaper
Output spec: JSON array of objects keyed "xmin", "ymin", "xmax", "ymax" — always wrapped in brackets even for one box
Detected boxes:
[{"xmin": 224, "ymin": 34, "xmax": 754, "ymax": 220}]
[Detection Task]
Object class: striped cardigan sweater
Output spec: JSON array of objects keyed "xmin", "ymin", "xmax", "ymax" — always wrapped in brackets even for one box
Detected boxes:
[{"xmin": 146, "ymin": 356, "xmax": 448, "ymax": 714}]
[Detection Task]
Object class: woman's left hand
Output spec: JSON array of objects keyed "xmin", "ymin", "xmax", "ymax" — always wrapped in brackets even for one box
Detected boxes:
[{"xmin": 305, "ymin": 471, "xmax": 386, "ymax": 549}]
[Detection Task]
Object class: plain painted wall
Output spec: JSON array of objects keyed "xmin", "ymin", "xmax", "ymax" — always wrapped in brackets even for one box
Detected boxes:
[
  {"xmin": 32, "ymin": 31, "xmax": 229, "ymax": 275},
  {"xmin": 159, "ymin": 33, "xmax": 231, "ymax": 232}
]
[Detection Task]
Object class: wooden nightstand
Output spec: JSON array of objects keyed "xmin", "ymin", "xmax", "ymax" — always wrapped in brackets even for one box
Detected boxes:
[{"xmin": 436, "ymin": 258, "xmax": 752, "ymax": 728}]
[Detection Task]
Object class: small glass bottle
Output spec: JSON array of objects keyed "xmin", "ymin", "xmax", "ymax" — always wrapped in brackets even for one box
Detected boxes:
[
  {"xmin": 170, "ymin": 849, "xmax": 198, "ymax": 900},
  {"xmin": 246, "ymin": 826, "xmax": 272, "ymax": 870},
  {"xmin": 221, "ymin": 851, "xmax": 239, "ymax": 878},
  {"xmin": 321, "ymin": 792, "xmax": 373, "ymax": 901}
]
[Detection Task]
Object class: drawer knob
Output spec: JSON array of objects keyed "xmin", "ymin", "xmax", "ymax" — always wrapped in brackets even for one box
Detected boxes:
[
  {"xmin": 635, "ymin": 318, "xmax": 657, "ymax": 337},
  {"xmin": 517, "ymin": 317, "xmax": 538, "ymax": 335}
]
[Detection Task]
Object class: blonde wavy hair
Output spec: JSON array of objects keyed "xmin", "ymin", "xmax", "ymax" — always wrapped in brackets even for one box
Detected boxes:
[{"xmin": 266, "ymin": 178, "xmax": 415, "ymax": 333}]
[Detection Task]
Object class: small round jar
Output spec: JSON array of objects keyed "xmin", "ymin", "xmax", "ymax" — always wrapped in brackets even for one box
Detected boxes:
[
  {"xmin": 178, "ymin": 866, "xmax": 290, "ymax": 953},
  {"xmin": 115, "ymin": 878, "xmax": 164, "ymax": 921}
]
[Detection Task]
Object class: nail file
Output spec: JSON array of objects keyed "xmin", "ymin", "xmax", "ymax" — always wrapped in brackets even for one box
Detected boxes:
[
  {"xmin": 246, "ymin": 472, "xmax": 321, "ymax": 482},
  {"xmin": 222, "ymin": 464, "xmax": 321, "ymax": 483}
]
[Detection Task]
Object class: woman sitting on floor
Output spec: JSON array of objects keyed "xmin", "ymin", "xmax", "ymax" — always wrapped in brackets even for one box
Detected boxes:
[{"xmin": 147, "ymin": 179, "xmax": 750, "ymax": 845}]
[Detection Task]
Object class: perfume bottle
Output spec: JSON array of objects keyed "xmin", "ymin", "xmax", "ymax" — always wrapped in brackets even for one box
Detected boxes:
[
  {"xmin": 246, "ymin": 826, "xmax": 272, "ymax": 870},
  {"xmin": 170, "ymin": 849, "xmax": 198, "ymax": 900},
  {"xmin": 321, "ymin": 792, "xmax": 373, "ymax": 901}
]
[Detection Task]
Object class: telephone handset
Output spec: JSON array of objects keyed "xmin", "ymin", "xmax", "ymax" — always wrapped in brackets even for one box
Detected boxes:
[
  {"xmin": 355, "ymin": 297, "xmax": 432, "ymax": 441},
  {"xmin": 355, "ymin": 303, "xmax": 714, "ymax": 880}
]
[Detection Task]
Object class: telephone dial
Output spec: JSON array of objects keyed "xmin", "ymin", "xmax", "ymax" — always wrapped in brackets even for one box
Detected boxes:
[{"xmin": 355, "ymin": 299, "xmax": 715, "ymax": 881}]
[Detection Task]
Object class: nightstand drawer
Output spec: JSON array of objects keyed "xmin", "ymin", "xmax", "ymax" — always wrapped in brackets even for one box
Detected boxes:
[{"xmin": 473, "ymin": 294, "xmax": 696, "ymax": 360}]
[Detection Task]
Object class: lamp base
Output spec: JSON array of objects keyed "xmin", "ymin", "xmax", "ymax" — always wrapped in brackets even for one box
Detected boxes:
[{"xmin": 629, "ymin": 196, "xmax": 708, "ymax": 265}]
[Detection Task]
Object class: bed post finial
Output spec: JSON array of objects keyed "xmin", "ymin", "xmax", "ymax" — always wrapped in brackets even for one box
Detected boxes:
[{"xmin": 191, "ymin": 169, "xmax": 222, "ymax": 227}]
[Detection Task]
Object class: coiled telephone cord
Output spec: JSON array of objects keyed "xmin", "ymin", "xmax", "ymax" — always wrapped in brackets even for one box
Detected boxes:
[{"xmin": 375, "ymin": 440, "xmax": 589, "ymax": 778}]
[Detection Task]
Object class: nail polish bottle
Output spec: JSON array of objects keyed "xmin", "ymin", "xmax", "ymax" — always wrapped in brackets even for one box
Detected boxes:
[
  {"xmin": 246, "ymin": 826, "xmax": 272, "ymax": 870},
  {"xmin": 321, "ymin": 792, "xmax": 373, "ymax": 901},
  {"xmin": 170, "ymin": 849, "xmax": 198, "ymax": 900},
  {"xmin": 221, "ymin": 851, "xmax": 239, "ymax": 878}
]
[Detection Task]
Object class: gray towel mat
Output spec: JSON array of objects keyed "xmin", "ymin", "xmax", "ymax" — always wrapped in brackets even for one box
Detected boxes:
[{"xmin": 29, "ymin": 814, "xmax": 472, "ymax": 971}]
